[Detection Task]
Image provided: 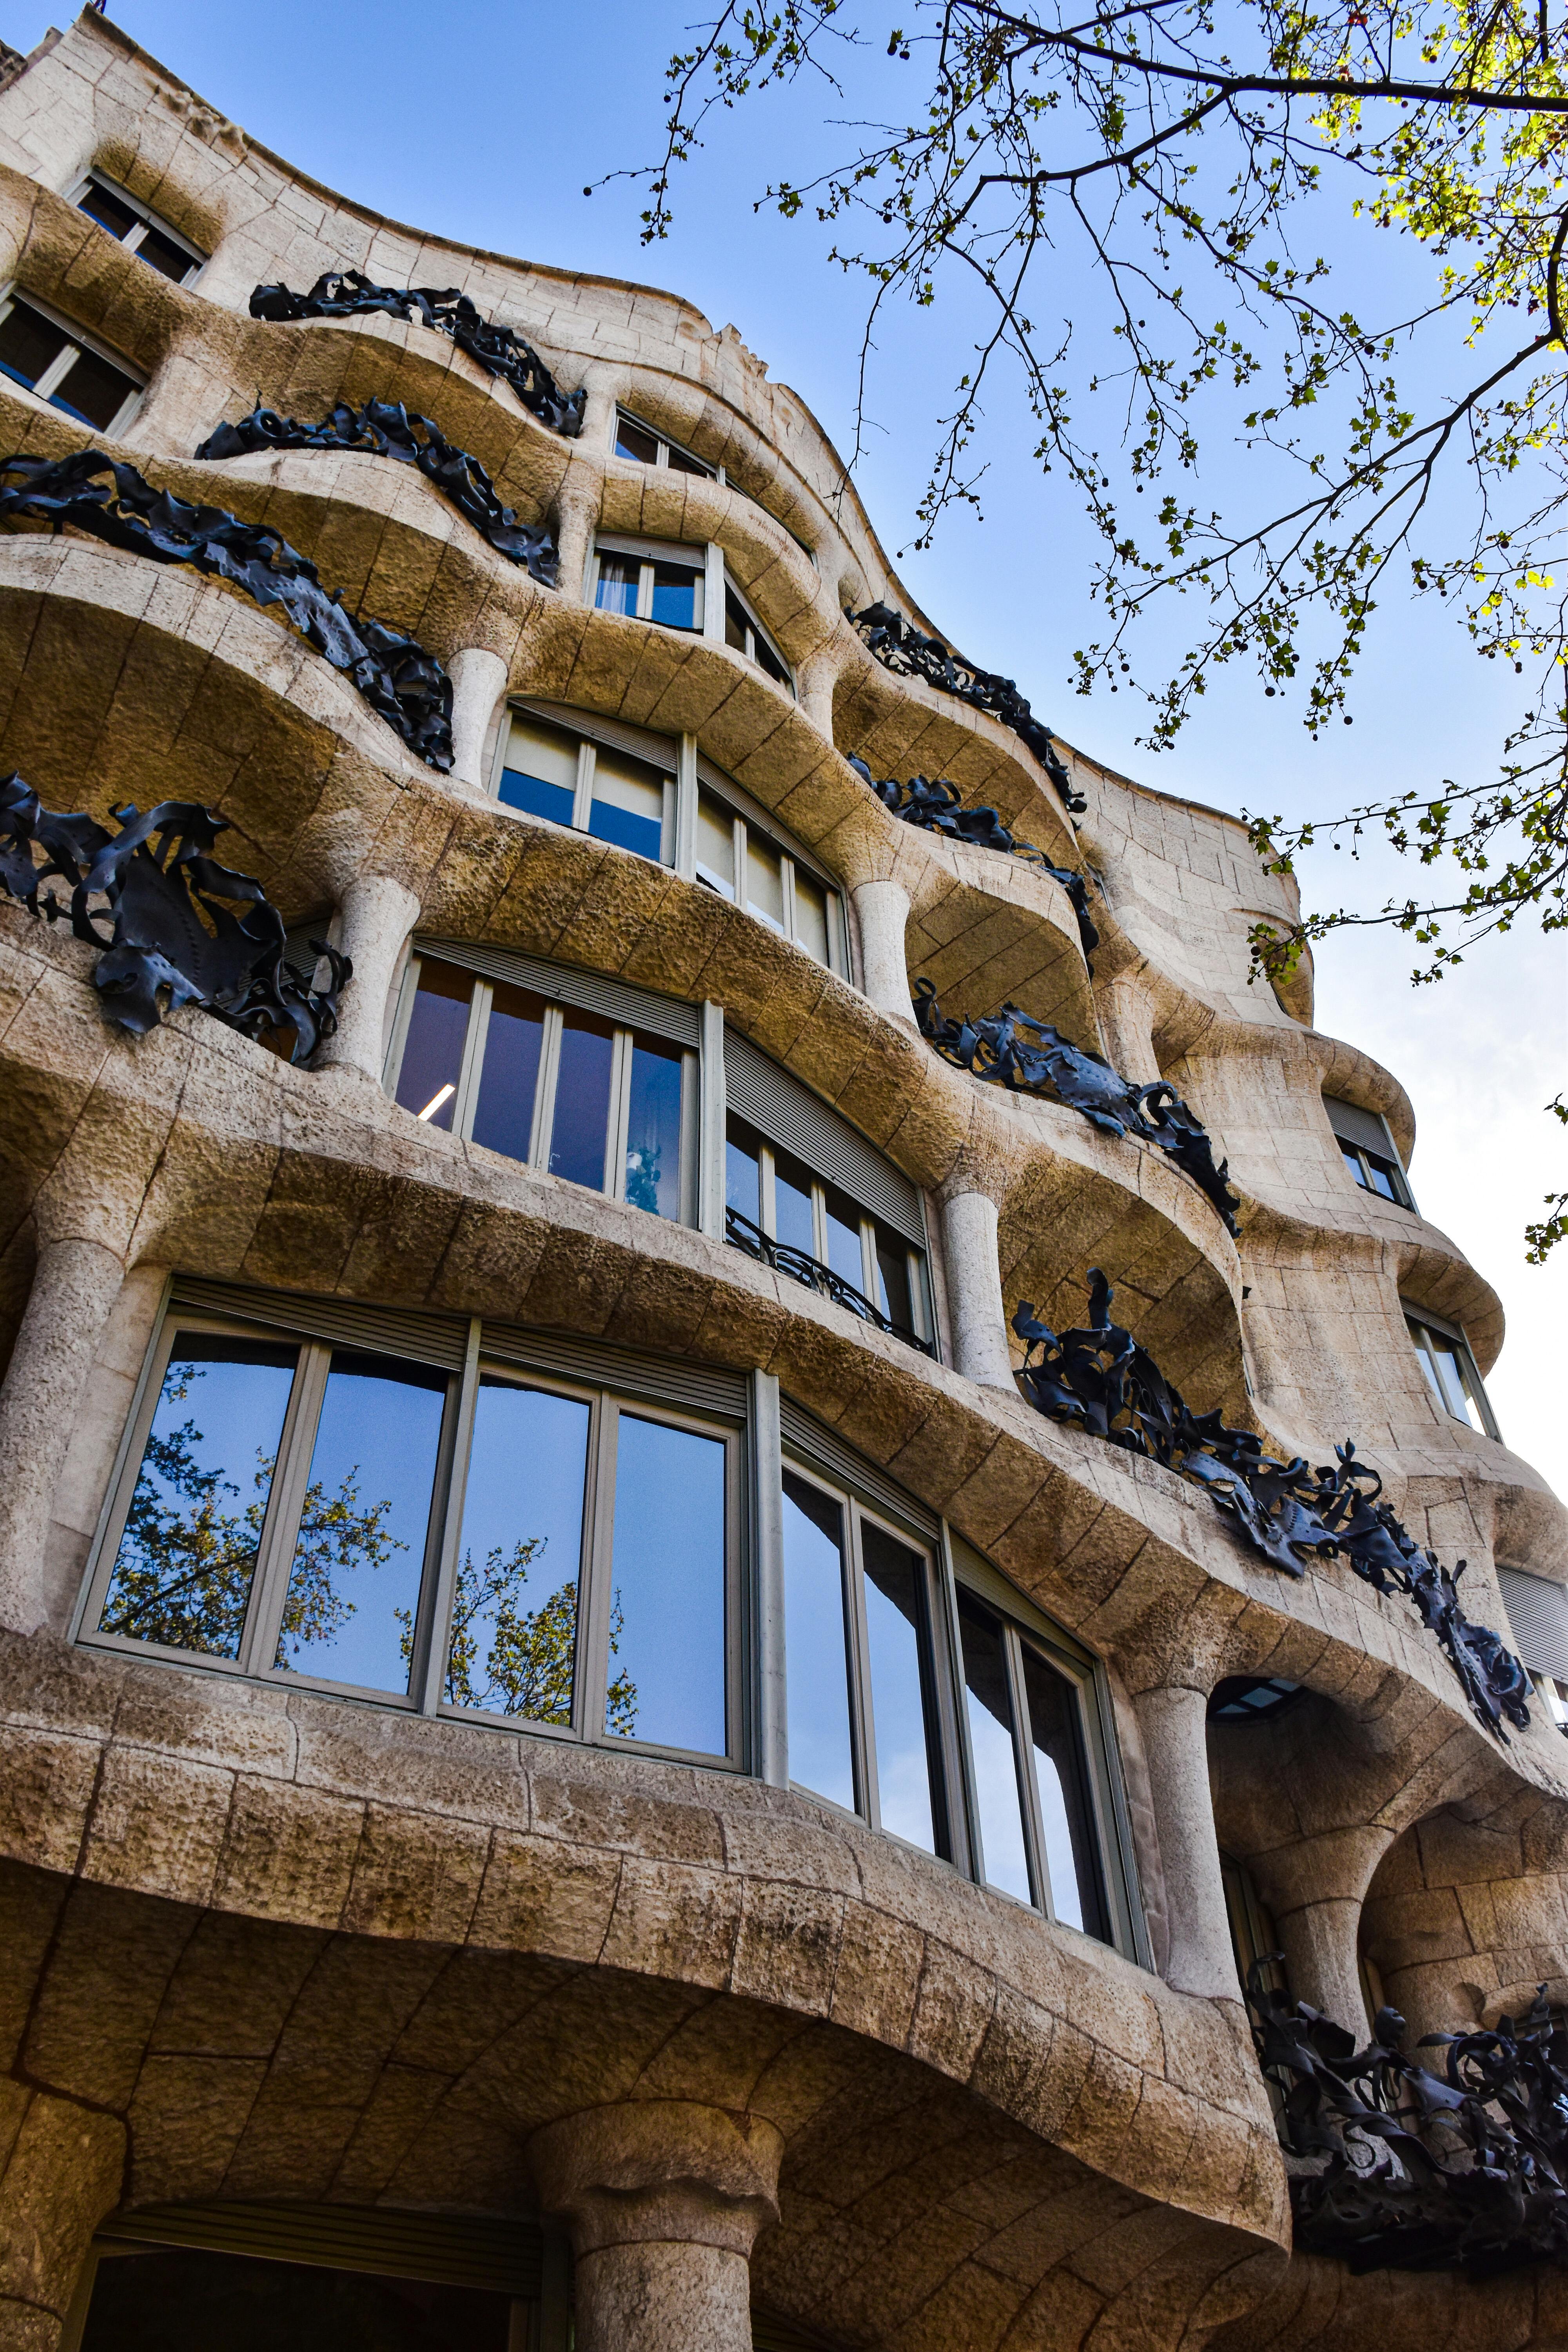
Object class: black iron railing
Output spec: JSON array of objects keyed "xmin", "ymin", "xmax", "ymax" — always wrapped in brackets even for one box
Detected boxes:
[{"xmin": 725, "ymin": 1207, "xmax": 935, "ymax": 1357}]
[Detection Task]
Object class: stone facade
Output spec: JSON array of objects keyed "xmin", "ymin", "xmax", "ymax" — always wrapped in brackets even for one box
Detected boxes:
[{"xmin": 0, "ymin": 15, "xmax": 1564, "ymax": 2350}]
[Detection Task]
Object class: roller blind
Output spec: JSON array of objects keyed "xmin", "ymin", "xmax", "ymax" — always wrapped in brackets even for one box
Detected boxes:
[
  {"xmin": 515, "ymin": 697, "xmax": 679, "ymax": 775},
  {"xmin": 1499, "ymin": 1566, "xmax": 1568, "ymax": 1682},
  {"xmin": 1323, "ymin": 1094, "xmax": 1401, "ymax": 1163},
  {"xmin": 724, "ymin": 1034, "xmax": 924, "ymax": 1247},
  {"xmin": 169, "ymin": 1279, "xmax": 470, "ymax": 1373},
  {"xmin": 417, "ymin": 940, "xmax": 701, "ymax": 1049},
  {"xmin": 751, "ymin": 2307, "xmax": 841, "ymax": 2351},
  {"xmin": 93, "ymin": 2202, "xmax": 544, "ymax": 2298},
  {"xmin": 780, "ymin": 1395, "xmax": 939, "ymax": 1540},
  {"xmin": 481, "ymin": 1321, "xmax": 748, "ymax": 1419}
]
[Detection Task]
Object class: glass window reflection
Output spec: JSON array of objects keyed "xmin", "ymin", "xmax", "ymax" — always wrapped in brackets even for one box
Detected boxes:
[
  {"xmin": 395, "ymin": 959, "xmax": 473, "ymax": 1130},
  {"xmin": 469, "ymin": 982, "xmax": 545, "ymax": 1164},
  {"xmin": 609, "ymin": 1415, "xmax": 727, "ymax": 1753},
  {"xmin": 860, "ymin": 1521, "xmax": 938, "ymax": 1854},
  {"xmin": 955, "ymin": 1591, "xmax": 1031, "ymax": 1903},
  {"xmin": 1021, "ymin": 1642, "xmax": 1108, "ymax": 1938},
  {"xmin": 447, "ymin": 1377, "xmax": 590, "ymax": 1722},
  {"xmin": 781, "ymin": 1472, "xmax": 855, "ymax": 1810},
  {"xmin": 549, "ymin": 1009, "xmax": 615, "ymax": 1189},
  {"xmin": 626, "ymin": 1036, "xmax": 683, "ymax": 1219}
]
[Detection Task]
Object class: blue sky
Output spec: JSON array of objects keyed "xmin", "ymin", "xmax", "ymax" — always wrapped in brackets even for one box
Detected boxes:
[{"xmin": 16, "ymin": 0, "xmax": 1563, "ymax": 1491}]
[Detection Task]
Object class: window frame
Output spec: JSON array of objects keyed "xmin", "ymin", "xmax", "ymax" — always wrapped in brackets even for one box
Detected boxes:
[
  {"xmin": 1403, "ymin": 1302, "xmax": 1502, "ymax": 1440},
  {"xmin": 944, "ymin": 1535, "xmax": 1148, "ymax": 1960},
  {"xmin": 721, "ymin": 576, "xmax": 793, "ymax": 688},
  {"xmin": 1323, "ymin": 1093, "xmax": 1418, "ymax": 1212},
  {"xmin": 589, "ymin": 532, "xmax": 708, "ymax": 634},
  {"xmin": 691, "ymin": 758, "xmax": 844, "ymax": 969},
  {"xmin": 726, "ymin": 1114, "xmax": 934, "ymax": 1350},
  {"xmin": 76, "ymin": 1296, "xmax": 747, "ymax": 1767},
  {"xmin": 67, "ymin": 169, "xmax": 207, "ymax": 285},
  {"xmin": 0, "ymin": 284, "xmax": 144, "ymax": 434},
  {"xmin": 612, "ymin": 405, "xmax": 717, "ymax": 479},
  {"xmin": 491, "ymin": 702, "xmax": 678, "ymax": 865},
  {"xmin": 383, "ymin": 947, "xmax": 701, "ymax": 1228}
]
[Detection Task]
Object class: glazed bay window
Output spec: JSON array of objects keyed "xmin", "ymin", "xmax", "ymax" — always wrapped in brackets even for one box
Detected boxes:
[
  {"xmin": 1324, "ymin": 1094, "xmax": 1417, "ymax": 1211},
  {"xmin": 1405, "ymin": 1303, "xmax": 1501, "ymax": 1439},
  {"xmin": 385, "ymin": 946, "xmax": 697, "ymax": 1225},
  {"xmin": 591, "ymin": 534, "xmax": 705, "ymax": 632},
  {"xmin": 71, "ymin": 170, "xmax": 206, "ymax": 283},
  {"xmin": 0, "ymin": 288, "xmax": 142, "ymax": 430},
  {"xmin": 494, "ymin": 703, "xmax": 675, "ymax": 864},
  {"xmin": 80, "ymin": 1292, "xmax": 739, "ymax": 1759},
  {"xmin": 78, "ymin": 1287, "xmax": 1145, "ymax": 1951},
  {"xmin": 723, "ymin": 581, "xmax": 791, "ymax": 687},
  {"xmin": 723, "ymin": 1032, "xmax": 935, "ymax": 1354},
  {"xmin": 693, "ymin": 774, "xmax": 844, "ymax": 969}
]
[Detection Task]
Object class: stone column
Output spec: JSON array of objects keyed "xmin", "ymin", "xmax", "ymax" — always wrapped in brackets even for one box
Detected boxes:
[
  {"xmin": 849, "ymin": 878, "xmax": 911, "ymax": 1024},
  {"xmin": 447, "ymin": 647, "xmax": 508, "ymax": 791},
  {"xmin": 528, "ymin": 2101, "xmax": 782, "ymax": 2352},
  {"xmin": 0, "ymin": 1234, "xmax": 125, "ymax": 1636},
  {"xmin": 0, "ymin": 2086, "xmax": 125, "ymax": 2352},
  {"xmin": 1253, "ymin": 1826, "xmax": 1396, "ymax": 2032},
  {"xmin": 314, "ymin": 875, "xmax": 421, "ymax": 1085},
  {"xmin": 553, "ymin": 474, "xmax": 599, "ymax": 606},
  {"xmin": 1132, "ymin": 1683, "xmax": 1241, "ymax": 2000},
  {"xmin": 938, "ymin": 1187, "xmax": 1015, "ymax": 1388},
  {"xmin": 794, "ymin": 652, "xmax": 838, "ymax": 742},
  {"xmin": 1095, "ymin": 972, "xmax": 1161, "ymax": 1086}
]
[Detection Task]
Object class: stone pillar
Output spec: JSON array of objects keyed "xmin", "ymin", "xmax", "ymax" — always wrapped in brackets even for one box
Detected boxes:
[
  {"xmin": 938, "ymin": 1188, "xmax": 1014, "ymax": 1388},
  {"xmin": 447, "ymin": 647, "xmax": 507, "ymax": 791},
  {"xmin": 1095, "ymin": 972, "xmax": 1161, "ymax": 1086},
  {"xmin": 0, "ymin": 2087, "xmax": 125, "ymax": 2352},
  {"xmin": 553, "ymin": 475, "xmax": 599, "ymax": 606},
  {"xmin": 1253, "ymin": 1826, "xmax": 1397, "ymax": 2032},
  {"xmin": 0, "ymin": 1235, "xmax": 125, "ymax": 1636},
  {"xmin": 1132, "ymin": 1683, "xmax": 1241, "ymax": 2000},
  {"xmin": 528, "ymin": 2101, "xmax": 782, "ymax": 2352},
  {"xmin": 849, "ymin": 878, "xmax": 911, "ymax": 1024},
  {"xmin": 315, "ymin": 875, "xmax": 421, "ymax": 1085},
  {"xmin": 795, "ymin": 652, "xmax": 838, "ymax": 742}
]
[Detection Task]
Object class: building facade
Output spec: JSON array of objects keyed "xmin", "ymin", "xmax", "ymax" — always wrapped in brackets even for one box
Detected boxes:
[{"xmin": 0, "ymin": 15, "xmax": 1565, "ymax": 2350}]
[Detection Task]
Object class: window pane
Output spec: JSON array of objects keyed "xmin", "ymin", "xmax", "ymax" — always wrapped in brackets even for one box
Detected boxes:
[
  {"xmin": 724, "ymin": 585, "xmax": 750, "ymax": 652},
  {"xmin": 668, "ymin": 444, "xmax": 713, "ymax": 476},
  {"xmin": 595, "ymin": 554, "xmax": 640, "ymax": 616},
  {"xmin": 860, "ymin": 1522, "xmax": 938, "ymax": 1853},
  {"xmin": 1340, "ymin": 1140, "xmax": 1369, "ymax": 1189},
  {"xmin": 955, "ymin": 1591, "xmax": 1032, "ymax": 1903},
  {"xmin": 695, "ymin": 787, "xmax": 736, "ymax": 897},
  {"xmin": 0, "ymin": 300, "xmax": 70, "ymax": 392},
  {"xmin": 725, "ymin": 1118, "xmax": 761, "ymax": 1223},
  {"xmin": 793, "ymin": 868, "xmax": 830, "ymax": 963},
  {"xmin": 626, "ymin": 1034, "xmax": 683, "ymax": 1218},
  {"xmin": 1020, "ymin": 1643, "xmax": 1109, "ymax": 1940},
  {"xmin": 781, "ymin": 1471, "xmax": 855, "ymax": 1810},
  {"xmin": 822, "ymin": 1185, "xmax": 866, "ymax": 1295},
  {"xmin": 276, "ymin": 1350, "xmax": 446, "ymax": 1693},
  {"xmin": 137, "ymin": 225, "xmax": 196, "ymax": 282},
  {"xmin": 608, "ymin": 1414, "xmax": 727, "ymax": 1753},
  {"xmin": 773, "ymin": 1151, "xmax": 816, "ymax": 1258},
  {"xmin": 549, "ymin": 1007, "xmax": 615, "ymax": 1190},
  {"xmin": 650, "ymin": 561, "xmax": 701, "ymax": 631},
  {"xmin": 755, "ymin": 632, "xmax": 791, "ymax": 687},
  {"xmin": 78, "ymin": 180, "xmax": 140, "ymax": 238},
  {"xmin": 446, "ymin": 1377, "xmax": 589, "ymax": 1722},
  {"xmin": 615, "ymin": 416, "xmax": 660, "ymax": 464},
  {"xmin": 1408, "ymin": 1320, "xmax": 1446, "ymax": 1406},
  {"xmin": 1430, "ymin": 1333, "xmax": 1482, "ymax": 1427},
  {"xmin": 393, "ymin": 958, "xmax": 473, "ymax": 1130},
  {"xmin": 1366, "ymin": 1154, "xmax": 1399, "ymax": 1201},
  {"xmin": 874, "ymin": 1230, "xmax": 915, "ymax": 1334},
  {"xmin": 51, "ymin": 347, "xmax": 136, "ymax": 430},
  {"xmin": 746, "ymin": 835, "xmax": 785, "ymax": 930},
  {"xmin": 99, "ymin": 1334, "xmax": 297, "ymax": 1657},
  {"xmin": 589, "ymin": 747, "xmax": 666, "ymax": 862},
  {"xmin": 500, "ymin": 716, "xmax": 578, "ymax": 826},
  {"xmin": 469, "ymin": 981, "xmax": 546, "ymax": 1164}
]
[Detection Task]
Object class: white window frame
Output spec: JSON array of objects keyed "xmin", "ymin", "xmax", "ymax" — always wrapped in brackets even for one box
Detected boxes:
[
  {"xmin": 1403, "ymin": 1303, "xmax": 1502, "ymax": 1440},
  {"xmin": 588, "ymin": 532, "xmax": 708, "ymax": 633},
  {"xmin": 67, "ymin": 169, "xmax": 207, "ymax": 285},
  {"xmin": 693, "ymin": 775, "xmax": 845, "ymax": 972},
  {"xmin": 384, "ymin": 949, "xmax": 701, "ymax": 1227},
  {"xmin": 612, "ymin": 405, "xmax": 717, "ymax": 479},
  {"xmin": 720, "ymin": 572, "xmax": 794, "ymax": 690},
  {"xmin": 75, "ymin": 1301, "xmax": 744, "ymax": 1767},
  {"xmin": 491, "ymin": 702, "xmax": 677, "ymax": 866},
  {"xmin": 0, "ymin": 284, "xmax": 143, "ymax": 434},
  {"xmin": 728, "ymin": 1119, "xmax": 933, "ymax": 1347}
]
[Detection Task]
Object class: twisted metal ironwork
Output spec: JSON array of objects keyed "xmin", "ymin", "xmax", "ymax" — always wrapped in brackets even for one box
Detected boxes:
[
  {"xmin": 846, "ymin": 601, "xmax": 1087, "ymax": 811},
  {"xmin": 0, "ymin": 449, "xmax": 454, "ymax": 769},
  {"xmin": 914, "ymin": 978, "xmax": 1240, "ymax": 1234},
  {"xmin": 848, "ymin": 756, "xmax": 1099, "ymax": 968},
  {"xmin": 1246, "ymin": 1962, "xmax": 1568, "ymax": 2273},
  {"xmin": 196, "ymin": 399, "xmax": 559, "ymax": 584},
  {"xmin": 725, "ymin": 1206, "xmax": 936, "ymax": 1356},
  {"xmin": 1012, "ymin": 1271, "xmax": 1531, "ymax": 1738},
  {"xmin": 0, "ymin": 774, "xmax": 347, "ymax": 1058},
  {"xmin": 250, "ymin": 272, "xmax": 586, "ymax": 437}
]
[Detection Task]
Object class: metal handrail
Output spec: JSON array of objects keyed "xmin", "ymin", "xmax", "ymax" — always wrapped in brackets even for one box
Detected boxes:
[{"xmin": 724, "ymin": 1208, "xmax": 936, "ymax": 1357}]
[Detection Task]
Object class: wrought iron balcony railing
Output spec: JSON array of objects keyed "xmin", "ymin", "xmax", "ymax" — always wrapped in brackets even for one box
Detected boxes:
[{"xmin": 725, "ymin": 1207, "xmax": 935, "ymax": 1357}]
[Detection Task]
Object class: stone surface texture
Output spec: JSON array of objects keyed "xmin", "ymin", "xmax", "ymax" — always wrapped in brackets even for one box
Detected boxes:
[{"xmin": 0, "ymin": 15, "xmax": 1563, "ymax": 2350}]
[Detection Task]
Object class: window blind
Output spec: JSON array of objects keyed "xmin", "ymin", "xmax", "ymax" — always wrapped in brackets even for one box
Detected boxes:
[
  {"xmin": 1499, "ymin": 1566, "xmax": 1568, "ymax": 1682},
  {"xmin": 1323, "ymin": 1094, "xmax": 1400, "ymax": 1162},
  {"xmin": 515, "ymin": 697, "xmax": 679, "ymax": 775},
  {"xmin": 168, "ymin": 1279, "xmax": 470, "ymax": 1373},
  {"xmin": 93, "ymin": 2201, "xmax": 544, "ymax": 2299},
  {"xmin": 724, "ymin": 1034, "xmax": 924, "ymax": 1246},
  {"xmin": 417, "ymin": 939, "xmax": 701, "ymax": 1048},
  {"xmin": 780, "ymin": 1395, "xmax": 939, "ymax": 1539}
]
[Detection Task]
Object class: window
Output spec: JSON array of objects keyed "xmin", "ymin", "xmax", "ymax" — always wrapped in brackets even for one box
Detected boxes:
[
  {"xmin": 385, "ymin": 949, "xmax": 695, "ymax": 1225},
  {"xmin": 72, "ymin": 171, "xmax": 206, "ymax": 283},
  {"xmin": 781, "ymin": 1463, "xmax": 948, "ymax": 1855},
  {"xmin": 591, "ymin": 535, "xmax": 705, "ymax": 633},
  {"xmin": 1497, "ymin": 1565, "xmax": 1568, "ymax": 1733},
  {"xmin": 1323, "ymin": 1093, "xmax": 1417, "ymax": 1211},
  {"xmin": 1221, "ymin": 1849, "xmax": 1287, "ymax": 2000},
  {"xmin": 82, "ymin": 1298, "xmax": 740, "ymax": 1760},
  {"xmin": 494, "ymin": 706, "xmax": 675, "ymax": 865},
  {"xmin": 1405, "ymin": 1306, "xmax": 1501, "ymax": 1438},
  {"xmin": 613, "ymin": 407, "xmax": 715, "ymax": 477},
  {"xmin": 725, "ymin": 1117, "xmax": 933, "ymax": 1353},
  {"xmin": 723, "ymin": 582, "xmax": 792, "ymax": 687},
  {"xmin": 0, "ymin": 289, "xmax": 142, "ymax": 431},
  {"xmin": 694, "ymin": 779, "xmax": 840, "ymax": 965}
]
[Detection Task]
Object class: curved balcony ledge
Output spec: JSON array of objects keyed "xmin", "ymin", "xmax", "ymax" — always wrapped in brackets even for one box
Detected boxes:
[
  {"xmin": 0, "ymin": 1622, "xmax": 1286, "ymax": 2261},
  {"xmin": 2, "ymin": 914, "xmax": 1559, "ymax": 1801}
]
